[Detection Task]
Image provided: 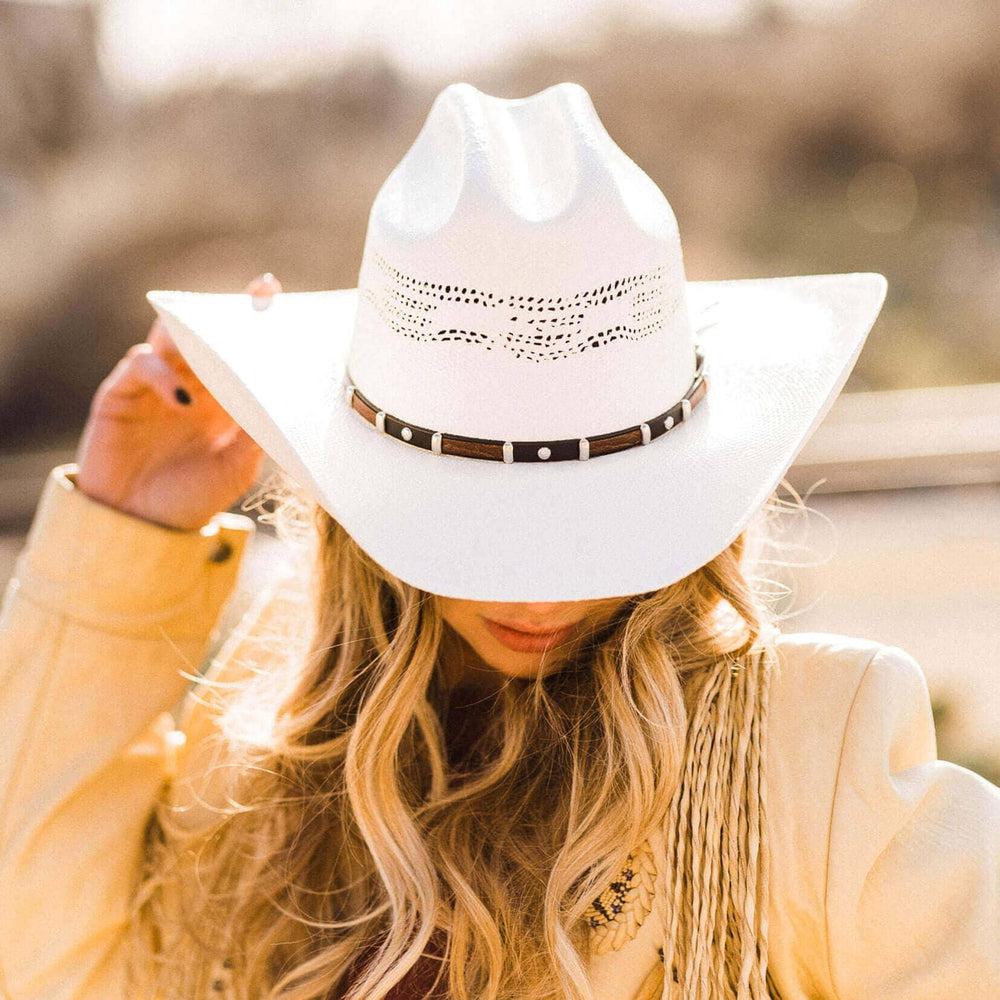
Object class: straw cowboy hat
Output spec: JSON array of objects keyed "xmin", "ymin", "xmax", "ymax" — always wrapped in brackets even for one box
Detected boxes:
[{"xmin": 146, "ymin": 81, "xmax": 887, "ymax": 602}]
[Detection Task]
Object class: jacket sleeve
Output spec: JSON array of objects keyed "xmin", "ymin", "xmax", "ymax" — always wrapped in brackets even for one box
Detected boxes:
[
  {"xmin": 0, "ymin": 463, "xmax": 255, "ymax": 1000},
  {"xmin": 824, "ymin": 642, "xmax": 1000, "ymax": 999}
]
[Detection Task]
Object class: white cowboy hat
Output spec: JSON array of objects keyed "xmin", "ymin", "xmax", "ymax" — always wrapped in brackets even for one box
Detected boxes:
[{"xmin": 146, "ymin": 81, "xmax": 886, "ymax": 602}]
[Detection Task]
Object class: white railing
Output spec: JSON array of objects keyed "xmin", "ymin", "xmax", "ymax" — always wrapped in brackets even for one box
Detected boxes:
[
  {"xmin": 3, "ymin": 382, "xmax": 1000, "ymax": 527},
  {"xmin": 788, "ymin": 381, "xmax": 1000, "ymax": 494}
]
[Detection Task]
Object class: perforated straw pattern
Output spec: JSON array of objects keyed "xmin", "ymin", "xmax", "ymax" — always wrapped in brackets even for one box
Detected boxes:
[{"xmin": 362, "ymin": 252, "xmax": 683, "ymax": 362}]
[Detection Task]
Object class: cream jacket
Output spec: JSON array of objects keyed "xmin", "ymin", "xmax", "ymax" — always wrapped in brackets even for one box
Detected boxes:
[{"xmin": 1, "ymin": 463, "xmax": 998, "ymax": 1000}]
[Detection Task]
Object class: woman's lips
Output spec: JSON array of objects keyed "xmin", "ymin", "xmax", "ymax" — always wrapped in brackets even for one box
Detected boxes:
[{"xmin": 481, "ymin": 617, "xmax": 579, "ymax": 653}]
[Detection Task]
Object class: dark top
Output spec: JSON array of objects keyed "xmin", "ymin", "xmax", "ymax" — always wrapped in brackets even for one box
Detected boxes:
[{"xmin": 348, "ymin": 681, "xmax": 498, "ymax": 999}]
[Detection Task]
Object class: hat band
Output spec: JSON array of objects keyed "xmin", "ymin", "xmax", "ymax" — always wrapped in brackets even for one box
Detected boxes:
[{"xmin": 345, "ymin": 350, "xmax": 706, "ymax": 463}]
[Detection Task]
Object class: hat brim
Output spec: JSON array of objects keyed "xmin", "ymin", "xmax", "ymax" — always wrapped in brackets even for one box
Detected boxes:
[{"xmin": 147, "ymin": 272, "xmax": 886, "ymax": 601}]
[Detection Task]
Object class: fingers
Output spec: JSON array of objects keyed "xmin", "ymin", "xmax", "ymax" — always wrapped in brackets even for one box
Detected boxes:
[
  {"xmin": 147, "ymin": 319, "xmax": 194, "ymax": 378},
  {"xmin": 245, "ymin": 272, "xmax": 283, "ymax": 295},
  {"xmin": 246, "ymin": 271, "xmax": 283, "ymax": 311},
  {"xmin": 221, "ymin": 424, "xmax": 265, "ymax": 475},
  {"xmin": 105, "ymin": 271, "xmax": 282, "ymax": 415},
  {"xmin": 94, "ymin": 343, "xmax": 198, "ymax": 412},
  {"xmin": 145, "ymin": 270, "xmax": 282, "ymax": 376}
]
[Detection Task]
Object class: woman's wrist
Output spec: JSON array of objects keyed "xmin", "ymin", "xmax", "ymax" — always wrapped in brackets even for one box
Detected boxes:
[
  {"xmin": 10, "ymin": 463, "xmax": 256, "ymax": 635},
  {"xmin": 73, "ymin": 470, "xmax": 193, "ymax": 533}
]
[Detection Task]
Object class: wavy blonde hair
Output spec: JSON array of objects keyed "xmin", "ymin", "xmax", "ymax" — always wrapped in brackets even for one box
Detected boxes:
[{"xmin": 127, "ymin": 467, "xmax": 797, "ymax": 1000}]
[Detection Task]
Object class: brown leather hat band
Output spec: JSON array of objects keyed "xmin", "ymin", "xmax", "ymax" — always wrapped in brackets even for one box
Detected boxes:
[{"xmin": 347, "ymin": 349, "xmax": 706, "ymax": 463}]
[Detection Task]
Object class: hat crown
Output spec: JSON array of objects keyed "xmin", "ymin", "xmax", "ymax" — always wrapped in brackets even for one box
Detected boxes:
[
  {"xmin": 347, "ymin": 81, "xmax": 697, "ymax": 440},
  {"xmin": 377, "ymin": 81, "xmax": 678, "ymax": 239}
]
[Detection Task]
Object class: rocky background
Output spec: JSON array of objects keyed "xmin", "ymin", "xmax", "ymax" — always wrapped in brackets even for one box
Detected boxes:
[
  {"xmin": 2, "ymin": 0, "xmax": 999, "ymax": 454},
  {"xmin": 1, "ymin": 0, "xmax": 998, "ymax": 780}
]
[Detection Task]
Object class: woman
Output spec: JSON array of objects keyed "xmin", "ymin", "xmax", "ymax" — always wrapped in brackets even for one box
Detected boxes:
[{"xmin": 1, "ymin": 82, "xmax": 998, "ymax": 1000}]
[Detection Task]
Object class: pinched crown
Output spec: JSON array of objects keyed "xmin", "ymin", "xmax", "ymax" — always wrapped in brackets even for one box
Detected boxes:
[{"xmin": 347, "ymin": 82, "xmax": 698, "ymax": 443}]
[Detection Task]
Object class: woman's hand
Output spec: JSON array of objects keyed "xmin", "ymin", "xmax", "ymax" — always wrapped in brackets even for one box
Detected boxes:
[{"xmin": 74, "ymin": 273, "xmax": 282, "ymax": 530}]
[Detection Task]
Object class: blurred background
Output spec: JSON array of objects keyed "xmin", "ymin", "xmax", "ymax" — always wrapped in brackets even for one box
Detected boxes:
[{"xmin": 1, "ymin": 0, "xmax": 997, "ymax": 780}]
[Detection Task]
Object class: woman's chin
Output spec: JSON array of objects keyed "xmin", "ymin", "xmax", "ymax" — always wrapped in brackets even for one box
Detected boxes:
[
  {"xmin": 473, "ymin": 637, "xmax": 575, "ymax": 680},
  {"xmin": 482, "ymin": 654, "xmax": 549, "ymax": 680}
]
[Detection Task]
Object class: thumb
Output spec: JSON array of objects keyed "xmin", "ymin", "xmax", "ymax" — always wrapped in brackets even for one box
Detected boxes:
[
  {"xmin": 220, "ymin": 424, "xmax": 265, "ymax": 476},
  {"xmin": 225, "ymin": 424, "xmax": 263, "ymax": 459}
]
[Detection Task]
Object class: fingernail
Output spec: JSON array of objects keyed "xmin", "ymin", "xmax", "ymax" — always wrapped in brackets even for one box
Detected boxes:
[
  {"xmin": 175, "ymin": 386, "xmax": 192, "ymax": 405},
  {"xmin": 260, "ymin": 272, "xmax": 275, "ymax": 283}
]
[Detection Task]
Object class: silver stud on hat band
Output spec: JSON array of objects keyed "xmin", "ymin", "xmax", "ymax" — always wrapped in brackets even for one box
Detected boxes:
[{"xmin": 346, "ymin": 348, "xmax": 706, "ymax": 463}]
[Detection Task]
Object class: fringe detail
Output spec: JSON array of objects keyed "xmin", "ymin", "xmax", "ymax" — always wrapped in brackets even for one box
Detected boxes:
[{"xmin": 658, "ymin": 630, "xmax": 780, "ymax": 999}]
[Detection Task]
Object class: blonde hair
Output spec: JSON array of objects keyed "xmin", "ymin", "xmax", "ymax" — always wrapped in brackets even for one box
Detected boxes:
[{"xmin": 127, "ymin": 467, "xmax": 792, "ymax": 1000}]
